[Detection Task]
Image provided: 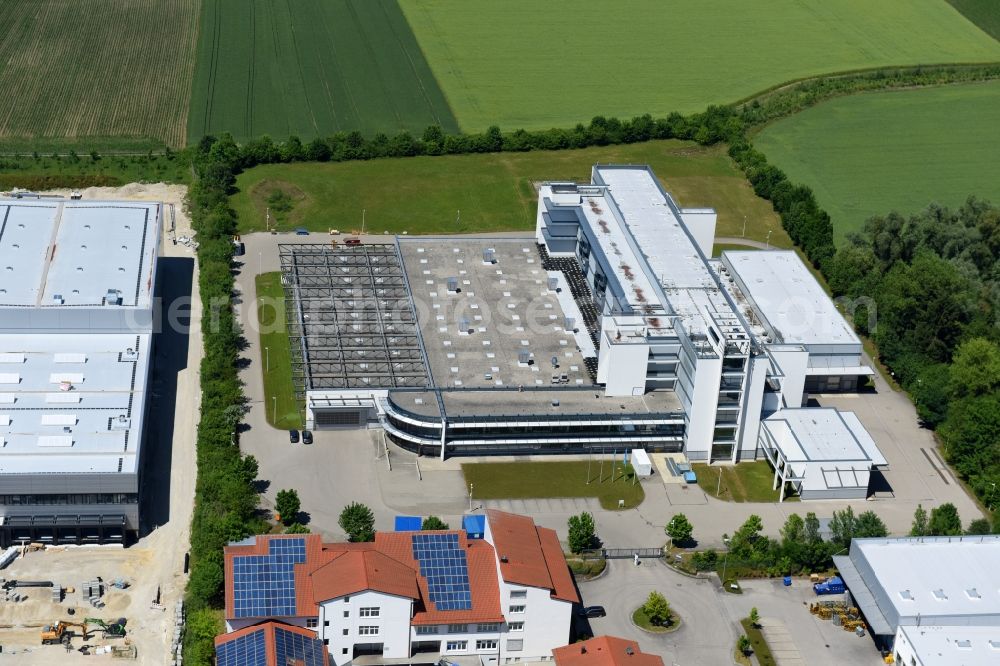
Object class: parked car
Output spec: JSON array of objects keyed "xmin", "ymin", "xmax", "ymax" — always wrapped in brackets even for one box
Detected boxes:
[
  {"xmin": 301, "ymin": 430, "xmax": 313, "ymax": 445},
  {"xmin": 577, "ymin": 605, "xmax": 606, "ymax": 618},
  {"xmin": 288, "ymin": 429, "xmax": 300, "ymax": 444},
  {"xmin": 295, "ymin": 228, "xmax": 309, "ymax": 236},
  {"xmin": 344, "ymin": 237, "xmax": 361, "ymax": 245}
]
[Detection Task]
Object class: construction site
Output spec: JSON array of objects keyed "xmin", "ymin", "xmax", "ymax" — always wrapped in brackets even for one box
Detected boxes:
[{"xmin": 0, "ymin": 184, "xmax": 200, "ymax": 665}]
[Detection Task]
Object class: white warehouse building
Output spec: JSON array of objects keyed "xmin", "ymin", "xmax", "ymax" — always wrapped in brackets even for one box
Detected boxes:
[{"xmin": 0, "ymin": 197, "xmax": 160, "ymax": 545}]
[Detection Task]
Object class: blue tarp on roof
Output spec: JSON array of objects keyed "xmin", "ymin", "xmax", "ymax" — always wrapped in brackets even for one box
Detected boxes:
[
  {"xmin": 463, "ymin": 514, "xmax": 486, "ymax": 539},
  {"xmin": 394, "ymin": 516, "xmax": 422, "ymax": 531}
]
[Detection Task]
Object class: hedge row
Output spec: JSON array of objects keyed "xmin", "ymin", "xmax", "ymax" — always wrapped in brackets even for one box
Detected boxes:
[{"xmin": 182, "ymin": 141, "xmax": 267, "ymax": 665}]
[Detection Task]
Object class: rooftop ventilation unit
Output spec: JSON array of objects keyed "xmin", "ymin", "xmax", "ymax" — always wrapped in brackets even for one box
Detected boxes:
[
  {"xmin": 551, "ymin": 356, "xmax": 559, "ymax": 369},
  {"xmin": 122, "ymin": 347, "xmax": 139, "ymax": 361},
  {"xmin": 447, "ymin": 277, "xmax": 459, "ymax": 293},
  {"xmin": 105, "ymin": 289, "xmax": 122, "ymax": 306},
  {"xmin": 518, "ymin": 350, "xmax": 531, "ymax": 365},
  {"xmin": 564, "ymin": 316, "xmax": 576, "ymax": 331},
  {"xmin": 111, "ymin": 415, "xmax": 131, "ymax": 431},
  {"xmin": 547, "ymin": 277, "xmax": 559, "ymax": 291},
  {"xmin": 459, "ymin": 317, "xmax": 472, "ymax": 334},
  {"xmin": 483, "ymin": 248, "xmax": 496, "ymax": 264},
  {"xmin": 52, "ymin": 294, "xmax": 64, "ymax": 305}
]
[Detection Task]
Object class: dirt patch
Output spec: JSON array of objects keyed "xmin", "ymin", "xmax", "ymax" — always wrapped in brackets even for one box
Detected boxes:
[{"xmin": 247, "ymin": 179, "xmax": 311, "ymax": 230}]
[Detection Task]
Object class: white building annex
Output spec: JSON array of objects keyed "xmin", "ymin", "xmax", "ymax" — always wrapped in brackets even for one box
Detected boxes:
[
  {"xmin": 0, "ymin": 197, "xmax": 160, "ymax": 545},
  {"xmin": 833, "ymin": 536, "xmax": 1000, "ymax": 662},
  {"xmin": 218, "ymin": 510, "xmax": 577, "ymax": 666}
]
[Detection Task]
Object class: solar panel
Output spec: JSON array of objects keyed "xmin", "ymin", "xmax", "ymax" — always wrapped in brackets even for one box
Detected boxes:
[
  {"xmin": 412, "ymin": 532, "xmax": 472, "ymax": 610},
  {"xmin": 274, "ymin": 627, "xmax": 327, "ymax": 666},
  {"xmin": 232, "ymin": 538, "xmax": 307, "ymax": 619},
  {"xmin": 216, "ymin": 628, "xmax": 267, "ymax": 666}
]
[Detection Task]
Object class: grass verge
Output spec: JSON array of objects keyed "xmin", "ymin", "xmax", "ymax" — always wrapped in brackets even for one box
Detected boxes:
[
  {"xmin": 230, "ymin": 140, "xmax": 788, "ymax": 247},
  {"xmin": 692, "ymin": 461, "xmax": 799, "ymax": 503},
  {"xmin": 255, "ymin": 273, "xmax": 302, "ymax": 430},
  {"xmin": 632, "ymin": 606, "xmax": 681, "ymax": 633},
  {"xmin": 463, "ymin": 461, "xmax": 644, "ymax": 511},
  {"xmin": 566, "ymin": 557, "xmax": 607, "ymax": 580},
  {"xmin": 741, "ymin": 618, "xmax": 777, "ymax": 666}
]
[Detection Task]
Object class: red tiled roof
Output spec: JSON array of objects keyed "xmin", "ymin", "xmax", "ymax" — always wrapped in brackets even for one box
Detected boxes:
[
  {"xmin": 214, "ymin": 621, "xmax": 330, "ymax": 666},
  {"xmin": 310, "ymin": 550, "xmax": 419, "ymax": 602},
  {"xmin": 538, "ymin": 526, "xmax": 580, "ymax": 603},
  {"xmin": 487, "ymin": 509, "xmax": 578, "ymax": 602},
  {"xmin": 224, "ymin": 534, "xmax": 328, "ymax": 620},
  {"xmin": 553, "ymin": 636, "xmax": 663, "ymax": 666}
]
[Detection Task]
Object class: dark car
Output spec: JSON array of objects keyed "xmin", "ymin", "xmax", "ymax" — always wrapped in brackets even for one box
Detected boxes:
[
  {"xmin": 295, "ymin": 227, "xmax": 309, "ymax": 236},
  {"xmin": 288, "ymin": 429, "xmax": 300, "ymax": 444},
  {"xmin": 578, "ymin": 606, "xmax": 606, "ymax": 618},
  {"xmin": 301, "ymin": 430, "xmax": 314, "ymax": 445}
]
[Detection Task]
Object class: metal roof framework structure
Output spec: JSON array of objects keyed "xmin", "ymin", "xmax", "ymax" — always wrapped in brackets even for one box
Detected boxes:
[{"xmin": 280, "ymin": 244, "xmax": 429, "ymax": 395}]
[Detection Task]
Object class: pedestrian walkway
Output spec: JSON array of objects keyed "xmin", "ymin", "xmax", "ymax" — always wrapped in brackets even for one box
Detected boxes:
[{"xmin": 760, "ymin": 618, "xmax": 805, "ymax": 666}]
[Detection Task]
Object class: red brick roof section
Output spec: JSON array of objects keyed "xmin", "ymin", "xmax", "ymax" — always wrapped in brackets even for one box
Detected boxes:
[
  {"xmin": 487, "ymin": 509, "xmax": 578, "ymax": 603},
  {"xmin": 214, "ymin": 621, "xmax": 331, "ymax": 666},
  {"xmin": 553, "ymin": 636, "xmax": 664, "ymax": 666}
]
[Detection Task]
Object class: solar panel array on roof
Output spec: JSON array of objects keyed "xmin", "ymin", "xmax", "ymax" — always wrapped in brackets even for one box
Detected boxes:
[
  {"xmin": 411, "ymin": 533, "xmax": 472, "ymax": 610},
  {"xmin": 274, "ymin": 627, "xmax": 327, "ymax": 666},
  {"xmin": 216, "ymin": 628, "xmax": 266, "ymax": 666},
  {"xmin": 232, "ymin": 538, "xmax": 307, "ymax": 618}
]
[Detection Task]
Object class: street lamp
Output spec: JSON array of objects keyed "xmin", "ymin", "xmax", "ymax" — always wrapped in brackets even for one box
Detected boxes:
[
  {"xmin": 766, "ymin": 230, "xmax": 772, "ymax": 249},
  {"xmin": 468, "ymin": 483, "xmax": 474, "ymax": 512},
  {"xmin": 265, "ymin": 346, "xmax": 270, "ymax": 373},
  {"xmin": 742, "ymin": 215, "xmax": 747, "ymax": 238}
]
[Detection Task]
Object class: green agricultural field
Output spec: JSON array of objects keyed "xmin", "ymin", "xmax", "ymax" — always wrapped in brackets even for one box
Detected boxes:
[
  {"xmin": 189, "ymin": 0, "xmax": 458, "ymax": 142},
  {"xmin": 399, "ymin": 0, "xmax": 1000, "ymax": 133},
  {"xmin": 0, "ymin": 0, "xmax": 198, "ymax": 149},
  {"xmin": 754, "ymin": 81, "xmax": 1000, "ymax": 241},
  {"xmin": 231, "ymin": 140, "xmax": 789, "ymax": 247}
]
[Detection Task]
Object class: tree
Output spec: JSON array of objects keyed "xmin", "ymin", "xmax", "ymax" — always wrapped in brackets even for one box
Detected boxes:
[
  {"xmin": 828, "ymin": 506, "xmax": 856, "ymax": 549},
  {"xmin": 949, "ymin": 338, "xmax": 1000, "ymax": 398},
  {"xmin": 929, "ymin": 503, "xmax": 963, "ymax": 536},
  {"xmin": 730, "ymin": 514, "xmax": 765, "ymax": 557},
  {"xmin": 339, "ymin": 502, "xmax": 376, "ymax": 542},
  {"xmin": 780, "ymin": 514, "xmax": 804, "ymax": 545},
  {"xmin": 421, "ymin": 516, "xmax": 449, "ymax": 531},
  {"xmin": 275, "ymin": 489, "xmax": 300, "ymax": 527},
  {"xmin": 966, "ymin": 518, "xmax": 992, "ymax": 535},
  {"xmin": 737, "ymin": 635, "xmax": 752, "ymax": 656},
  {"xmin": 666, "ymin": 513, "xmax": 693, "ymax": 546},
  {"xmin": 854, "ymin": 511, "xmax": 888, "ymax": 539},
  {"xmin": 567, "ymin": 512, "xmax": 598, "ymax": 554},
  {"xmin": 910, "ymin": 504, "xmax": 930, "ymax": 537},
  {"xmin": 285, "ymin": 523, "xmax": 310, "ymax": 534},
  {"xmin": 642, "ymin": 591, "xmax": 671, "ymax": 626},
  {"xmin": 748, "ymin": 607, "xmax": 760, "ymax": 628}
]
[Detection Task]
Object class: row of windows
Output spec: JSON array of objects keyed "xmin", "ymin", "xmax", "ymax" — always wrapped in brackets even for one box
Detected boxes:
[
  {"xmin": 415, "ymin": 622, "xmax": 502, "ymax": 635},
  {"xmin": 0, "ymin": 493, "xmax": 138, "ymax": 506},
  {"xmin": 447, "ymin": 639, "xmax": 502, "ymax": 651}
]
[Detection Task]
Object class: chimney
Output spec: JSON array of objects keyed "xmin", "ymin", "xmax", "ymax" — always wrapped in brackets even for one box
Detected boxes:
[
  {"xmin": 625, "ymin": 647, "xmax": 634, "ymax": 656},
  {"xmin": 580, "ymin": 646, "xmax": 587, "ymax": 654},
  {"xmin": 499, "ymin": 555, "xmax": 508, "ymax": 563}
]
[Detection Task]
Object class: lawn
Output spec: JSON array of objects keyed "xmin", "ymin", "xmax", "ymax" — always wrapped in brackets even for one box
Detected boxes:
[
  {"xmin": 231, "ymin": 140, "xmax": 789, "ymax": 246},
  {"xmin": 255, "ymin": 273, "xmax": 303, "ymax": 430},
  {"xmin": 399, "ymin": 0, "xmax": 1000, "ymax": 132},
  {"xmin": 0, "ymin": 1, "xmax": 197, "ymax": 149},
  {"xmin": 692, "ymin": 461, "xmax": 797, "ymax": 503},
  {"xmin": 754, "ymin": 80, "xmax": 1000, "ymax": 241},
  {"xmin": 188, "ymin": 0, "xmax": 458, "ymax": 142},
  {"xmin": 632, "ymin": 606, "xmax": 681, "ymax": 633},
  {"xmin": 741, "ymin": 618, "xmax": 777, "ymax": 666},
  {"xmin": 462, "ymin": 461, "xmax": 644, "ymax": 511}
]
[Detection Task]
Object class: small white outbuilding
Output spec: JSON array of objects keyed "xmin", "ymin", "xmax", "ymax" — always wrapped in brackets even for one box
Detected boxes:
[{"xmin": 630, "ymin": 448, "xmax": 652, "ymax": 477}]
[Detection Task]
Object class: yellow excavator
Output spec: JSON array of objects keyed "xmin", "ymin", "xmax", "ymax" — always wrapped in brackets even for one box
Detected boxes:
[{"xmin": 40, "ymin": 621, "xmax": 89, "ymax": 645}]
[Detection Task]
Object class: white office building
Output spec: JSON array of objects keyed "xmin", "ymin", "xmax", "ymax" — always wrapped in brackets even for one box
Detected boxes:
[
  {"xmin": 220, "ymin": 510, "xmax": 577, "ymax": 665},
  {"xmin": 0, "ymin": 197, "xmax": 160, "ymax": 545},
  {"xmin": 833, "ymin": 536, "xmax": 1000, "ymax": 662}
]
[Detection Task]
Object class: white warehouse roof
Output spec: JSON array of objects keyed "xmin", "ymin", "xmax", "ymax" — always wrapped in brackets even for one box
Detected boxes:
[
  {"xmin": 897, "ymin": 625, "xmax": 1000, "ymax": 666},
  {"xmin": 722, "ymin": 250, "xmax": 859, "ymax": 346},
  {"xmin": 0, "ymin": 199, "xmax": 160, "ymax": 308},
  {"xmin": 0, "ymin": 332, "xmax": 149, "ymax": 475},
  {"xmin": 762, "ymin": 408, "xmax": 886, "ymax": 466}
]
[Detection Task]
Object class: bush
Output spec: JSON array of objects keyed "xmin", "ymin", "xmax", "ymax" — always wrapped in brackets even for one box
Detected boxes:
[
  {"xmin": 339, "ymin": 502, "xmax": 376, "ymax": 542},
  {"xmin": 421, "ymin": 516, "xmax": 449, "ymax": 531}
]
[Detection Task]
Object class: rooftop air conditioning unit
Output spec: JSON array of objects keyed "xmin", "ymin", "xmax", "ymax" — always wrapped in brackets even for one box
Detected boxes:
[
  {"xmin": 52, "ymin": 294, "xmax": 64, "ymax": 305},
  {"xmin": 105, "ymin": 289, "xmax": 122, "ymax": 306}
]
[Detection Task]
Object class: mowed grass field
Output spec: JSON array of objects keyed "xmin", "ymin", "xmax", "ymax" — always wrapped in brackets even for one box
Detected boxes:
[
  {"xmin": 947, "ymin": 0, "xmax": 1000, "ymax": 40},
  {"xmin": 0, "ymin": 0, "xmax": 197, "ymax": 149},
  {"xmin": 188, "ymin": 0, "xmax": 458, "ymax": 142},
  {"xmin": 230, "ymin": 140, "xmax": 790, "ymax": 247},
  {"xmin": 399, "ymin": 0, "xmax": 1000, "ymax": 132},
  {"xmin": 754, "ymin": 81, "xmax": 1000, "ymax": 241}
]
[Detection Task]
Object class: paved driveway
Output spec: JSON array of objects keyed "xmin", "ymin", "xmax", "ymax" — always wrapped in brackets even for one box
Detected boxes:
[{"xmin": 576, "ymin": 559, "xmax": 738, "ymax": 666}]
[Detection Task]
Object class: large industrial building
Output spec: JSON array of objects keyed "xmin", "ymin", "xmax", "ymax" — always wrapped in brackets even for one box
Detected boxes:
[
  {"xmin": 283, "ymin": 165, "xmax": 884, "ymax": 498},
  {"xmin": 0, "ymin": 197, "xmax": 160, "ymax": 546},
  {"xmin": 833, "ymin": 536, "xmax": 1000, "ymax": 665},
  {"xmin": 216, "ymin": 510, "xmax": 577, "ymax": 665}
]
